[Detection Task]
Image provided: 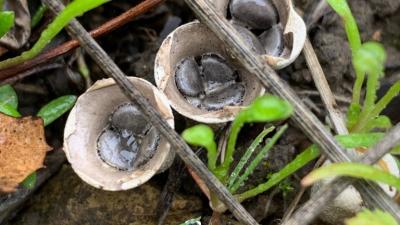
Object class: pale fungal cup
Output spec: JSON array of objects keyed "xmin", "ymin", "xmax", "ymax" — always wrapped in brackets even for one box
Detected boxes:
[{"xmin": 64, "ymin": 77, "xmax": 174, "ymax": 191}]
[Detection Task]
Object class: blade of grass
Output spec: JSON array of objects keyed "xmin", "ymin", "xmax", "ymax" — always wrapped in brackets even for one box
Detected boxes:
[
  {"xmin": 302, "ymin": 162, "xmax": 400, "ymax": 191},
  {"xmin": 227, "ymin": 126, "xmax": 275, "ymax": 188},
  {"xmin": 230, "ymin": 124, "xmax": 288, "ymax": 193}
]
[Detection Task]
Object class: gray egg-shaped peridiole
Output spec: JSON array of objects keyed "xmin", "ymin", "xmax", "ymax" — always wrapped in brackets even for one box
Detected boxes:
[
  {"xmin": 175, "ymin": 57, "xmax": 204, "ymax": 97},
  {"xmin": 174, "ymin": 53, "xmax": 245, "ymax": 111},
  {"xmin": 259, "ymin": 25, "xmax": 284, "ymax": 57},
  {"xmin": 97, "ymin": 102, "xmax": 160, "ymax": 171},
  {"xmin": 230, "ymin": 0, "xmax": 278, "ymax": 30},
  {"xmin": 110, "ymin": 103, "xmax": 151, "ymax": 135}
]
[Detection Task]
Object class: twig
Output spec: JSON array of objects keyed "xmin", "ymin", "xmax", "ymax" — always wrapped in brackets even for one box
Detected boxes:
[
  {"xmin": 297, "ymin": 90, "xmax": 352, "ymax": 104},
  {"xmin": 303, "ymin": 38, "xmax": 349, "ymax": 135},
  {"xmin": 184, "ymin": 0, "xmax": 400, "ymax": 217},
  {"xmin": 0, "ymin": 149, "xmax": 66, "ymax": 224},
  {"xmin": 283, "ymin": 123, "xmax": 400, "ymax": 225},
  {"xmin": 0, "ymin": 0, "xmax": 165, "ymax": 81},
  {"xmin": 43, "ymin": 1, "xmax": 259, "ymax": 224},
  {"xmin": 155, "ymin": 158, "xmax": 186, "ymax": 225},
  {"xmin": 1, "ymin": 62, "xmax": 64, "ymax": 84}
]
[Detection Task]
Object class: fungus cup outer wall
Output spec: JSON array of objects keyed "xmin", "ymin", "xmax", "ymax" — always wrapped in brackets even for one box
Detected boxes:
[{"xmin": 64, "ymin": 77, "xmax": 175, "ymax": 191}]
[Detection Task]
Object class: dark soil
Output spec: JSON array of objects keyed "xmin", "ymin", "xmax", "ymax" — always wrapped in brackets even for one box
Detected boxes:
[{"xmin": 2, "ymin": 0, "xmax": 400, "ymax": 225}]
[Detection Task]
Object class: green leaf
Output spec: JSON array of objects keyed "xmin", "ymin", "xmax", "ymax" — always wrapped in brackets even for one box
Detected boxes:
[
  {"xmin": 0, "ymin": 84, "xmax": 18, "ymax": 109},
  {"xmin": 37, "ymin": 95, "xmax": 77, "ymax": 126},
  {"xmin": 0, "ymin": 11, "xmax": 14, "ymax": 38},
  {"xmin": 363, "ymin": 115, "xmax": 392, "ymax": 132},
  {"xmin": 347, "ymin": 103, "xmax": 361, "ymax": 129},
  {"xmin": 21, "ymin": 172, "xmax": 37, "ymax": 189},
  {"xmin": 346, "ymin": 209, "xmax": 398, "ymax": 225},
  {"xmin": 353, "ymin": 42, "xmax": 387, "ymax": 77},
  {"xmin": 240, "ymin": 95, "xmax": 293, "ymax": 123},
  {"xmin": 302, "ymin": 162, "xmax": 400, "ymax": 191},
  {"xmin": 0, "ymin": 103, "xmax": 21, "ymax": 117},
  {"xmin": 182, "ymin": 124, "xmax": 218, "ymax": 172}
]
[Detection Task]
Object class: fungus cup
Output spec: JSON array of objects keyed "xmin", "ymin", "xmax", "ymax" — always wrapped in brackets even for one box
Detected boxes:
[
  {"xmin": 219, "ymin": 0, "xmax": 307, "ymax": 69},
  {"xmin": 64, "ymin": 77, "xmax": 174, "ymax": 191},
  {"xmin": 155, "ymin": 21, "xmax": 265, "ymax": 123}
]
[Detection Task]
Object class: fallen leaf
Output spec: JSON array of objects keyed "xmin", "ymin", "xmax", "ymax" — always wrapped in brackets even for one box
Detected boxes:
[{"xmin": 0, "ymin": 113, "xmax": 51, "ymax": 192}]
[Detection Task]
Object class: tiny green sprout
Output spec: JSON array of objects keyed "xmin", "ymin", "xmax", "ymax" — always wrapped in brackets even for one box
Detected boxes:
[
  {"xmin": 301, "ymin": 162, "xmax": 400, "ymax": 191},
  {"xmin": 346, "ymin": 209, "xmax": 398, "ymax": 225},
  {"xmin": 0, "ymin": 11, "xmax": 14, "ymax": 38},
  {"xmin": 182, "ymin": 124, "xmax": 218, "ymax": 172},
  {"xmin": 0, "ymin": 0, "xmax": 109, "ymax": 69},
  {"xmin": 37, "ymin": 95, "xmax": 77, "ymax": 126}
]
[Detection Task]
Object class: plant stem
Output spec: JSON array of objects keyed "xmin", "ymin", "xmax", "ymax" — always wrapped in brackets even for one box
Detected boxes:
[
  {"xmin": 352, "ymin": 80, "xmax": 400, "ymax": 132},
  {"xmin": 352, "ymin": 67, "xmax": 365, "ymax": 105},
  {"xmin": 363, "ymin": 72, "xmax": 379, "ymax": 114},
  {"xmin": 220, "ymin": 115, "xmax": 245, "ymax": 183},
  {"xmin": 230, "ymin": 125, "xmax": 288, "ymax": 193},
  {"xmin": 227, "ymin": 126, "xmax": 275, "ymax": 188}
]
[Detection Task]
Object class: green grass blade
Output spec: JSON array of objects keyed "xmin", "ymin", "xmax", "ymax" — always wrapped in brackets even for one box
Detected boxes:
[
  {"xmin": 227, "ymin": 126, "xmax": 275, "ymax": 189},
  {"xmin": 236, "ymin": 132, "xmax": 391, "ymax": 202},
  {"xmin": 37, "ymin": 95, "xmax": 76, "ymax": 126},
  {"xmin": 230, "ymin": 124, "xmax": 288, "ymax": 193},
  {"xmin": 302, "ymin": 162, "xmax": 400, "ymax": 191}
]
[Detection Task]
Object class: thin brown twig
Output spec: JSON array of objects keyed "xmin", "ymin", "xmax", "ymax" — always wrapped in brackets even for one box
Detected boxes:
[{"xmin": 0, "ymin": 0, "xmax": 165, "ymax": 82}]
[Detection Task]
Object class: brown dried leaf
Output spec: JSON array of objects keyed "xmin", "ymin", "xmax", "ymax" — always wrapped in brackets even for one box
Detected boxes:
[{"xmin": 0, "ymin": 113, "xmax": 50, "ymax": 192}]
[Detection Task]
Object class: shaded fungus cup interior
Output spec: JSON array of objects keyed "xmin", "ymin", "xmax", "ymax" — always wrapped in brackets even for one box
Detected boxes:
[
  {"xmin": 217, "ymin": 0, "xmax": 306, "ymax": 69},
  {"xmin": 64, "ymin": 77, "xmax": 174, "ymax": 191},
  {"xmin": 155, "ymin": 21, "xmax": 265, "ymax": 123}
]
